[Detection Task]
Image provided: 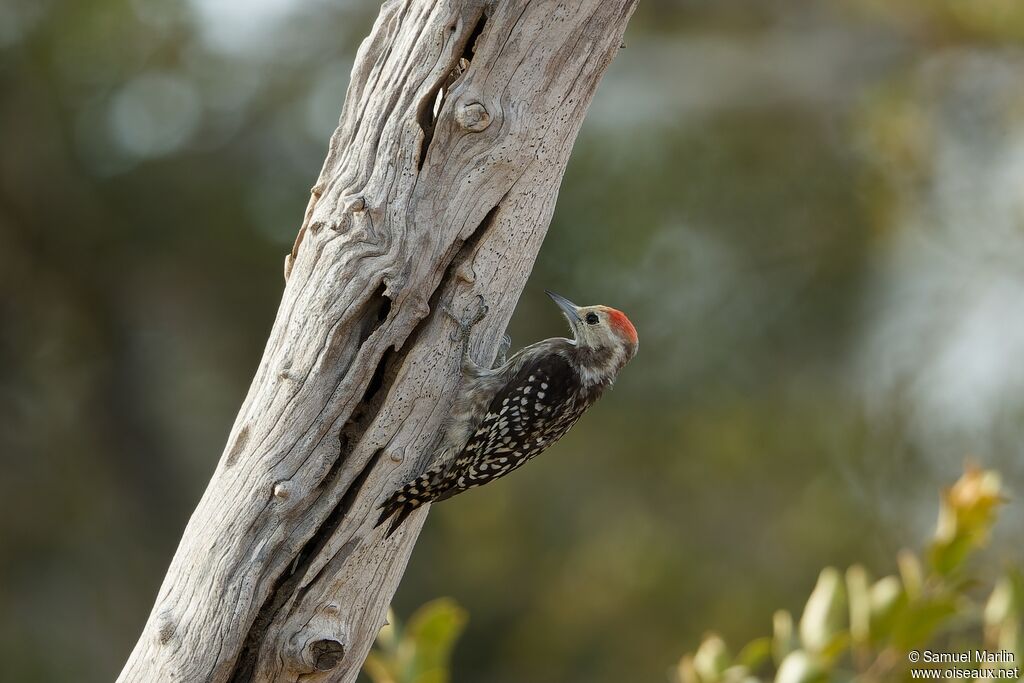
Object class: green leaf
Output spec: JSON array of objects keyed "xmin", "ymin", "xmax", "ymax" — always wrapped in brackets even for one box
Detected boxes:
[
  {"xmin": 694, "ymin": 633, "xmax": 730, "ymax": 681},
  {"xmin": 985, "ymin": 571, "xmax": 1023, "ymax": 656},
  {"xmin": 891, "ymin": 596, "xmax": 960, "ymax": 651},
  {"xmin": 846, "ymin": 565, "xmax": 871, "ymax": 646},
  {"xmin": 897, "ymin": 551, "xmax": 923, "ymax": 601},
  {"xmin": 404, "ymin": 598, "xmax": 468, "ymax": 683},
  {"xmin": 774, "ymin": 650, "xmax": 825, "ymax": 683},
  {"xmin": 867, "ymin": 575, "xmax": 905, "ymax": 643},
  {"xmin": 737, "ymin": 637, "xmax": 772, "ymax": 671},
  {"xmin": 772, "ymin": 610, "xmax": 795, "ymax": 665},
  {"xmin": 674, "ymin": 655, "xmax": 700, "ymax": 683},
  {"xmin": 799, "ymin": 568, "xmax": 846, "ymax": 654},
  {"xmin": 363, "ymin": 651, "xmax": 398, "ymax": 683}
]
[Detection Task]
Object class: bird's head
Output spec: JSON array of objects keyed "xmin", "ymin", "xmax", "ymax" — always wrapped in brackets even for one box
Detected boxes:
[{"xmin": 546, "ymin": 290, "xmax": 638, "ymax": 382}]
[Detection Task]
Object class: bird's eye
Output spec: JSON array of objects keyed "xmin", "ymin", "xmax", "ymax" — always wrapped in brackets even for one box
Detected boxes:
[{"xmin": 585, "ymin": 312, "xmax": 600, "ymax": 325}]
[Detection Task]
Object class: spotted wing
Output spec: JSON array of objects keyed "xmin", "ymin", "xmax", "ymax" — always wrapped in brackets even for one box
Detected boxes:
[{"xmin": 433, "ymin": 353, "xmax": 587, "ymax": 500}]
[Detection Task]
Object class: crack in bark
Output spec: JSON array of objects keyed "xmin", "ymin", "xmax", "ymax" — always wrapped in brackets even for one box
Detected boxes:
[
  {"xmin": 225, "ymin": 289, "xmax": 424, "ymax": 679},
  {"xmin": 226, "ymin": 289, "xmax": 397, "ymax": 682},
  {"xmin": 319, "ymin": 284, "xmax": 391, "ymax": 375},
  {"xmin": 416, "ymin": 10, "xmax": 489, "ymax": 171},
  {"xmin": 226, "ymin": 452, "xmax": 380, "ymax": 683},
  {"xmin": 225, "ymin": 187, "xmax": 506, "ymax": 680}
]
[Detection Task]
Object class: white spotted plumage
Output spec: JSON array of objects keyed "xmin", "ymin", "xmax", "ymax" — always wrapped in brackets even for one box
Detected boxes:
[{"xmin": 377, "ymin": 291, "xmax": 638, "ymax": 536}]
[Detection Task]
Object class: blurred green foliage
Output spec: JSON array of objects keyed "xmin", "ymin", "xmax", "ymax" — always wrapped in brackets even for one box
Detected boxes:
[
  {"xmin": 364, "ymin": 599, "xmax": 468, "ymax": 683},
  {"xmin": 674, "ymin": 466, "xmax": 1021, "ymax": 683},
  {"xmin": 851, "ymin": 0, "xmax": 1024, "ymax": 44},
  {"xmin": 3, "ymin": 0, "xmax": 1024, "ymax": 682}
]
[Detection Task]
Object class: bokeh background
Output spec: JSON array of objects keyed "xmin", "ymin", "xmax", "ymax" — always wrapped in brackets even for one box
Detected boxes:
[{"xmin": 3, "ymin": 0, "xmax": 1024, "ymax": 681}]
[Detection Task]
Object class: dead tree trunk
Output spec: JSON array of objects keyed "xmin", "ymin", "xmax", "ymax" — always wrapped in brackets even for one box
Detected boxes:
[{"xmin": 119, "ymin": 0, "xmax": 636, "ymax": 680}]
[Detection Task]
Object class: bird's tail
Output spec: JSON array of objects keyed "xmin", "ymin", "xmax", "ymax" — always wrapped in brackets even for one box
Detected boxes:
[{"xmin": 376, "ymin": 471, "xmax": 437, "ymax": 538}]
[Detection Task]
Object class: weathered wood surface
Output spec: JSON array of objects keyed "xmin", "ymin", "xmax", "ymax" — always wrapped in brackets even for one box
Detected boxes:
[{"xmin": 119, "ymin": 0, "xmax": 636, "ymax": 680}]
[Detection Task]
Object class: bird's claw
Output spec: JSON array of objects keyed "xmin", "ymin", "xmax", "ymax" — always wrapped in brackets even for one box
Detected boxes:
[
  {"xmin": 469, "ymin": 294, "xmax": 488, "ymax": 326},
  {"xmin": 444, "ymin": 294, "xmax": 488, "ymax": 343},
  {"xmin": 494, "ymin": 333, "xmax": 512, "ymax": 367}
]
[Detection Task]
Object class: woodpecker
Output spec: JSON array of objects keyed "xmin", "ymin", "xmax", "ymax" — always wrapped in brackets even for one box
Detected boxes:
[{"xmin": 377, "ymin": 290, "xmax": 638, "ymax": 536}]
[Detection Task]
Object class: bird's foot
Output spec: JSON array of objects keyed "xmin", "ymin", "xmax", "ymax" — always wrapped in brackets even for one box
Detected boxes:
[
  {"xmin": 494, "ymin": 333, "xmax": 512, "ymax": 368},
  {"xmin": 444, "ymin": 294, "xmax": 488, "ymax": 345}
]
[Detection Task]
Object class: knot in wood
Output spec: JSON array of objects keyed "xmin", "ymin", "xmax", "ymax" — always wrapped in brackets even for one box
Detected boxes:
[
  {"xmin": 277, "ymin": 358, "xmax": 293, "ymax": 381},
  {"xmin": 310, "ymin": 639, "xmax": 345, "ymax": 671},
  {"xmin": 455, "ymin": 101, "xmax": 491, "ymax": 132},
  {"xmin": 155, "ymin": 609, "xmax": 175, "ymax": 645}
]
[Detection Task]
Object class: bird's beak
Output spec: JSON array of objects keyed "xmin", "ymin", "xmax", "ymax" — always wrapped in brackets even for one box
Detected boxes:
[{"xmin": 545, "ymin": 290, "xmax": 581, "ymax": 325}]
